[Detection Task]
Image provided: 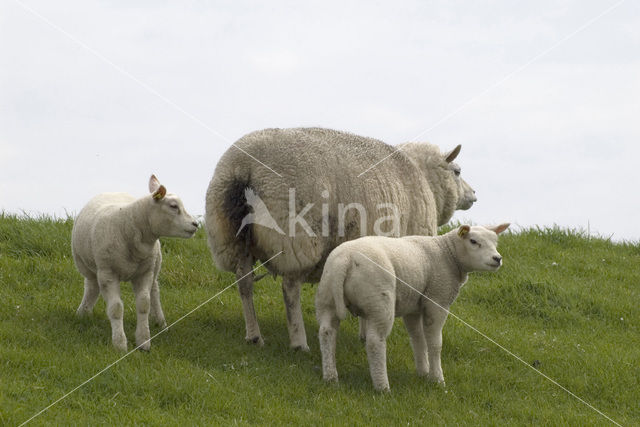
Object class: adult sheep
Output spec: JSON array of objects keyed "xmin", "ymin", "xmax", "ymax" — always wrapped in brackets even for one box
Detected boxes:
[{"xmin": 205, "ymin": 127, "xmax": 476, "ymax": 351}]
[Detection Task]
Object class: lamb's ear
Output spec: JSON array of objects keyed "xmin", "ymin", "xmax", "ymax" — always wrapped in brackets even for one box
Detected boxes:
[
  {"xmin": 489, "ymin": 223, "xmax": 510, "ymax": 235},
  {"xmin": 149, "ymin": 175, "xmax": 166, "ymax": 200},
  {"xmin": 152, "ymin": 185, "xmax": 167, "ymax": 200},
  {"xmin": 445, "ymin": 145, "xmax": 461, "ymax": 163},
  {"xmin": 149, "ymin": 175, "xmax": 161, "ymax": 193},
  {"xmin": 457, "ymin": 225, "xmax": 471, "ymax": 238}
]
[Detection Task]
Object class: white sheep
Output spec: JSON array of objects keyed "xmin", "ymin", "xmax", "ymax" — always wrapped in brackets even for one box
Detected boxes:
[
  {"xmin": 71, "ymin": 175, "xmax": 198, "ymax": 351},
  {"xmin": 205, "ymin": 127, "xmax": 477, "ymax": 351},
  {"xmin": 316, "ymin": 223, "xmax": 509, "ymax": 391}
]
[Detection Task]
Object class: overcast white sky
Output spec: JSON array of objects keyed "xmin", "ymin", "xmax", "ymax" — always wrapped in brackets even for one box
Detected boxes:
[{"xmin": 1, "ymin": 0, "xmax": 639, "ymax": 241}]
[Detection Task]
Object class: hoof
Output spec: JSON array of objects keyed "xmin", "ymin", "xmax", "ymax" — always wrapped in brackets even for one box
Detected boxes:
[
  {"xmin": 427, "ymin": 376, "xmax": 446, "ymax": 387},
  {"xmin": 112, "ymin": 341, "xmax": 128, "ymax": 352},
  {"xmin": 76, "ymin": 307, "xmax": 92, "ymax": 317},
  {"xmin": 323, "ymin": 374, "xmax": 338, "ymax": 383},
  {"xmin": 137, "ymin": 341, "xmax": 151, "ymax": 352},
  {"xmin": 246, "ymin": 336, "xmax": 264, "ymax": 346},
  {"xmin": 291, "ymin": 344, "xmax": 310, "ymax": 352}
]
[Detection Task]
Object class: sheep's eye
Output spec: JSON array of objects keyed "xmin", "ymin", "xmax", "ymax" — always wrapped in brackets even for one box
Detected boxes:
[
  {"xmin": 470, "ymin": 239, "xmax": 478, "ymax": 245},
  {"xmin": 454, "ymin": 170, "xmax": 461, "ymax": 177},
  {"xmin": 169, "ymin": 203, "xmax": 179, "ymax": 211}
]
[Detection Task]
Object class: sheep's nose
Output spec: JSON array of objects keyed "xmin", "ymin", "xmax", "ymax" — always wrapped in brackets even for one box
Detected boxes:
[
  {"xmin": 493, "ymin": 256, "xmax": 502, "ymax": 263},
  {"xmin": 191, "ymin": 221, "xmax": 199, "ymax": 228}
]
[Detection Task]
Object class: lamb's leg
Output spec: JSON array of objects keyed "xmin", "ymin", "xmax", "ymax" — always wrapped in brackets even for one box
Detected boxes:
[
  {"xmin": 317, "ymin": 311, "xmax": 340, "ymax": 382},
  {"xmin": 282, "ymin": 276, "xmax": 309, "ymax": 351},
  {"xmin": 149, "ymin": 257, "xmax": 166, "ymax": 328},
  {"xmin": 98, "ymin": 272, "xmax": 127, "ymax": 352},
  {"xmin": 77, "ymin": 276, "xmax": 100, "ymax": 315},
  {"xmin": 358, "ymin": 318, "xmax": 367, "ymax": 342},
  {"xmin": 236, "ymin": 255, "xmax": 263, "ymax": 346},
  {"xmin": 149, "ymin": 278, "xmax": 166, "ymax": 328},
  {"xmin": 133, "ymin": 274, "xmax": 153, "ymax": 352},
  {"xmin": 423, "ymin": 301, "xmax": 449, "ymax": 385},
  {"xmin": 403, "ymin": 312, "xmax": 429, "ymax": 376},
  {"xmin": 365, "ymin": 320, "xmax": 391, "ymax": 392}
]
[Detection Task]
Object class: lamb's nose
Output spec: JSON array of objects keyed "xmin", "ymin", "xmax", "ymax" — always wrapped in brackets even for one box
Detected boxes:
[{"xmin": 493, "ymin": 256, "xmax": 502, "ymax": 263}]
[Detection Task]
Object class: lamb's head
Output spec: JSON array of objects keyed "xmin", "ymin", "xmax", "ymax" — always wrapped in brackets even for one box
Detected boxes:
[
  {"xmin": 147, "ymin": 175, "xmax": 199, "ymax": 239},
  {"xmin": 453, "ymin": 223, "xmax": 510, "ymax": 272},
  {"xmin": 400, "ymin": 143, "xmax": 477, "ymax": 226}
]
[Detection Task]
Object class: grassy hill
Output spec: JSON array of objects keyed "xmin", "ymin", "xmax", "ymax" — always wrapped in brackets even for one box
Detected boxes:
[{"xmin": 1, "ymin": 214, "xmax": 638, "ymax": 425}]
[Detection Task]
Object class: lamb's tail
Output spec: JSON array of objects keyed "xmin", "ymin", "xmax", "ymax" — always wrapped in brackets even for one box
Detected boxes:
[{"xmin": 319, "ymin": 252, "xmax": 352, "ymax": 320}]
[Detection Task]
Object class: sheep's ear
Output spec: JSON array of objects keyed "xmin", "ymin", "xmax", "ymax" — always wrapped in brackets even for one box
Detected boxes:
[
  {"xmin": 149, "ymin": 175, "xmax": 161, "ymax": 193},
  {"xmin": 152, "ymin": 185, "xmax": 167, "ymax": 200},
  {"xmin": 489, "ymin": 223, "xmax": 510, "ymax": 235},
  {"xmin": 445, "ymin": 145, "xmax": 461, "ymax": 163},
  {"xmin": 457, "ymin": 225, "xmax": 471, "ymax": 237}
]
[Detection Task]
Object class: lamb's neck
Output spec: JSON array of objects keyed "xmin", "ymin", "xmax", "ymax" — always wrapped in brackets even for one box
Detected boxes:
[
  {"xmin": 123, "ymin": 197, "xmax": 159, "ymax": 246},
  {"xmin": 435, "ymin": 235, "xmax": 468, "ymax": 285}
]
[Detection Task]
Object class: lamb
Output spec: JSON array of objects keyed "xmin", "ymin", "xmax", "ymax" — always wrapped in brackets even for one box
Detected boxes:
[
  {"xmin": 316, "ymin": 223, "xmax": 509, "ymax": 391},
  {"xmin": 71, "ymin": 175, "xmax": 199, "ymax": 351},
  {"xmin": 205, "ymin": 127, "xmax": 477, "ymax": 351}
]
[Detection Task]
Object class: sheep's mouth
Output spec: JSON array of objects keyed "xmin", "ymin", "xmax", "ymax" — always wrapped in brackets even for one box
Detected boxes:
[{"xmin": 486, "ymin": 262, "xmax": 501, "ymax": 269}]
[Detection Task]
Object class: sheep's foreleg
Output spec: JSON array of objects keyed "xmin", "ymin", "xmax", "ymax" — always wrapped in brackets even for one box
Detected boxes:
[
  {"xmin": 99, "ymin": 272, "xmax": 127, "ymax": 352},
  {"xmin": 237, "ymin": 256, "xmax": 264, "ymax": 346},
  {"xmin": 423, "ymin": 301, "xmax": 449, "ymax": 385},
  {"xmin": 404, "ymin": 312, "xmax": 429, "ymax": 376},
  {"xmin": 282, "ymin": 276, "xmax": 309, "ymax": 351}
]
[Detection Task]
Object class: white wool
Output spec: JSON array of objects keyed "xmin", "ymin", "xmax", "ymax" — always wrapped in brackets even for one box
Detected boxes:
[
  {"xmin": 316, "ymin": 224, "xmax": 509, "ymax": 391},
  {"xmin": 71, "ymin": 175, "xmax": 198, "ymax": 351},
  {"xmin": 204, "ymin": 127, "xmax": 477, "ymax": 351}
]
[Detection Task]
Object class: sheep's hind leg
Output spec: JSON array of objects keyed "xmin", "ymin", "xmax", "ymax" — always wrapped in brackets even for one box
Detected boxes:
[
  {"xmin": 365, "ymin": 321, "xmax": 391, "ymax": 392},
  {"xmin": 149, "ymin": 259, "xmax": 166, "ymax": 329},
  {"xmin": 133, "ymin": 274, "xmax": 153, "ymax": 352},
  {"xmin": 77, "ymin": 276, "xmax": 100, "ymax": 315},
  {"xmin": 317, "ymin": 311, "xmax": 340, "ymax": 382},
  {"xmin": 282, "ymin": 276, "xmax": 309, "ymax": 351},
  {"xmin": 99, "ymin": 272, "xmax": 127, "ymax": 352},
  {"xmin": 358, "ymin": 318, "xmax": 367, "ymax": 342},
  {"xmin": 237, "ymin": 255, "xmax": 264, "ymax": 346},
  {"xmin": 404, "ymin": 312, "xmax": 429, "ymax": 376}
]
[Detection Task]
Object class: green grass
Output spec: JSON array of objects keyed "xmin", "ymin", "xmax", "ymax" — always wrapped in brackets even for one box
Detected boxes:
[{"xmin": 1, "ymin": 214, "xmax": 639, "ymax": 425}]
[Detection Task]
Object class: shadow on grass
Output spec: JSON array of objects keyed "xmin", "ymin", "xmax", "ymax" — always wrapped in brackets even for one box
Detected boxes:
[{"xmin": 33, "ymin": 302, "xmax": 445, "ymax": 395}]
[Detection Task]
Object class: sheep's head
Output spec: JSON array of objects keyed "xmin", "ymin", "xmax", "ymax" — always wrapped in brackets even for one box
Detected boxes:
[
  {"xmin": 444, "ymin": 146, "xmax": 477, "ymax": 211},
  {"xmin": 148, "ymin": 175, "xmax": 199, "ymax": 239},
  {"xmin": 400, "ymin": 143, "xmax": 477, "ymax": 226},
  {"xmin": 454, "ymin": 224, "xmax": 509, "ymax": 272}
]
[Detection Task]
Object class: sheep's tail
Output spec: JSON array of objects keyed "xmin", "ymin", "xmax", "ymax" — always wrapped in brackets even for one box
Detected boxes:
[
  {"xmin": 205, "ymin": 165, "xmax": 255, "ymax": 273},
  {"xmin": 320, "ymin": 252, "xmax": 352, "ymax": 320}
]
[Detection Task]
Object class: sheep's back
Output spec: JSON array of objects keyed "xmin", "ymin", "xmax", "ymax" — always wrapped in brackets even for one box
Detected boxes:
[
  {"xmin": 71, "ymin": 193, "xmax": 136, "ymax": 275},
  {"xmin": 205, "ymin": 128, "xmax": 436, "ymax": 281}
]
